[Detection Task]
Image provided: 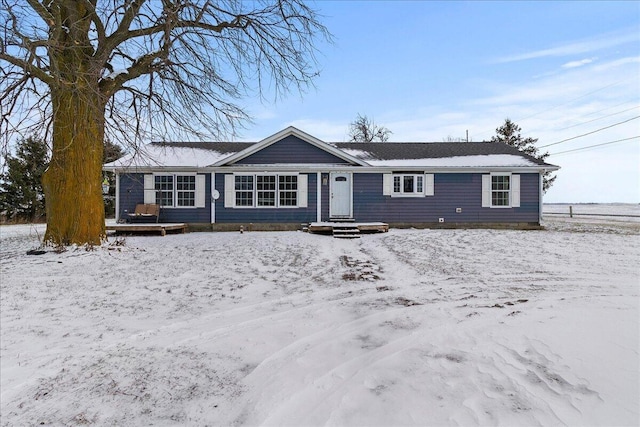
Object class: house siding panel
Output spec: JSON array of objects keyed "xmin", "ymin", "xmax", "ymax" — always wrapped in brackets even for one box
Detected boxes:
[
  {"xmin": 234, "ymin": 135, "xmax": 352, "ymax": 165},
  {"xmin": 118, "ymin": 173, "xmax": 211, "ymax": 223},
  {"xmin": 214, "ymin": 173, "xmax": 318, "ymax": 223},
  {"xmin": 351, "ymin": 173, "xmax": 539, "ymax": 223}
]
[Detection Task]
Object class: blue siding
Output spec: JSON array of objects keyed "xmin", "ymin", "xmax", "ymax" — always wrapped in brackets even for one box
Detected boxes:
[
  {"xmin": 352, "ymin": 173, "xmax": 539, "ymax": 223},
  {"xmin": 118, "ymin": 173, "xmax": 211, "ymax": 223},
  {"xmin": 215, "ymin": 173, "xmax": 318, "ymax": 223},
  {"xmin": 234, "ymin": 135, "xmax": 352, "ymax": 165},
  {"xmin": 118, "ymin": 171, "xmax": 540, "ymax": 224}
]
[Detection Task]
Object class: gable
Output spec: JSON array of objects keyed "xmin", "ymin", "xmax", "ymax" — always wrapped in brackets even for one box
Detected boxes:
[
  {"xmin": 216, "ymin": 127, "xmax": 368, "ymax": 166},
  {"xmin": 232, "ymin": 134, "xmax": 352, "ymax": 165}
]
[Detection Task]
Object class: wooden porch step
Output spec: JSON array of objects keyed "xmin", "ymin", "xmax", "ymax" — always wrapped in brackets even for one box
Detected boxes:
[
  {"xmin": 330, "ymin": 217, "xmax": 355, "ymax": 223},
  {"xmin": 333, "ymin": 226, "xmax": 361, "ymax": 239}
]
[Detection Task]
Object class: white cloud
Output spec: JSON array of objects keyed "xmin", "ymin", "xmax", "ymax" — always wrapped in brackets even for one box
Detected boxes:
[
  {"xmin": 562, "ymin": 57, "xmax": 597, "ymax": 69},
  {"xmin": 494, "ymin": 28, "xmax": 638, "ymax": 63}
]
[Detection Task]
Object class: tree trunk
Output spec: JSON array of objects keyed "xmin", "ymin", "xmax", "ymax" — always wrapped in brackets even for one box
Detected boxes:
[{"xmin": 42, "ymin": 88, "xmax": 106, "ymax": 246}]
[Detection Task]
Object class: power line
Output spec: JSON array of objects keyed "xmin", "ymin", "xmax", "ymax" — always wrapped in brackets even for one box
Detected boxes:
[
  {"xmin": 538, "ymin": 115, "xmax": 640, "ymax": 148},
  {"xmin": 473, "ymin": 78, "xmax": 635, "ymax": 139},
  {"xmin": 570, "ymin": 99, "xmax": 636, "ymax": 120},
  {"xmin": 550, "ymin": 136, "xmax": 639, "ymax": 156},
  {"xmin": 556, "ymin": 105, "xmax": 639, "ymax": 131}
]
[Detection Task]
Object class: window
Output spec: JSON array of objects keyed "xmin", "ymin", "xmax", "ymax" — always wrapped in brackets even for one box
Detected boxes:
[
  {"xmin": 393, "ymin": 174, "xmax": 424, "ymax": 195},
  {"xmin": 482, "ymin": 173, "xmax": 520, "ymax": 208},
  {"xmin": 384, "ymin": 173, "xmax": 434, "ymax": 197},
  {"xmin": 149, "ymin": 174, "xmax": 204, "ymax": 208},
  {"xmin": 230, "ymin": 174, "xmax": 300, "ymax": 208},
  {"xmin": 491, "ymin": 175, "xmax": 510, "ymax": 206},
  {"xmin": 155, "ymin": 175, "xmax": 174, "ymax": 207},
  {"xmin": 235, "ymin": 175, "xmax": 254, "ymax": 207},
  {"xmin": 257, "ymin": 175, "xmax": 276, "ymax": 207},
  {"xmin": 176, "ymin": 175, "xmax": 196, "ymax": 207},
  {"xmin": 279, "ymin": 175, "xmax": 298, "ymax": 206}
]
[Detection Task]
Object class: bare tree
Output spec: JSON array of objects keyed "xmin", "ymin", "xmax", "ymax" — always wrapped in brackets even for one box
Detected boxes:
[
  {"xmin": 348, "ymin": 113, "xmax": 391, "ymax": 142},
  {"xmin": 1, "ymin": 0, "xmax": 330, "ymax": 245}
]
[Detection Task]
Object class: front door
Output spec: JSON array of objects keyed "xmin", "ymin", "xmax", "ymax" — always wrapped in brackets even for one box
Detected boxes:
[{"xmin": 330, "ymin": 172, "xmax": 352, "ymax": 218}]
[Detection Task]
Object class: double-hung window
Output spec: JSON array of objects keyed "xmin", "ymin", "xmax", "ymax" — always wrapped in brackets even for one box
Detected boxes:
[
  {"xmin": 176, "ymin": 175, "xmax": 196, "ymax": 207},
  {"xmin": 279, "ymin": 175, "xmax": 298, "ymax": 206},
  {"xmin": 235, "ymin": 175, "xmax": 254, "ymax": 207},
  {"xmin": 229, "ymin": 174, "xmax": 302, "ymax": 208},
  {"xmin": 482, "ymin": 173, "xmax": 520, "ymax": 208},
  {"xmin": 491, "ymin": 175, "xmax": 510, "ymax": 207},
  {"xmin": 155, "ymin": 175, "xmax": 174, "ymax": 207},
  {"xmin": 146, "ymin": 174, "xmax": 205, "ymax": 208}
]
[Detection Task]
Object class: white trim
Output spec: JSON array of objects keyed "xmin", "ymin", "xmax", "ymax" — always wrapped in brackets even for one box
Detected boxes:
[
  {"xmin": 298, "ymin": 174, "xmax": 308, "ymax": 208},
  {"xmin": 425, "ymin": 173, "xmax": 434, "ymax": 196},
  {"xmin": 316, "ymin": 172, "xmax": 322, "ymax": 222},
  {"xmin": 485, "ymin": 172, "xmax": 515, "ymax": 208},
  {"xmin": 390, "ymin": 173, "xmax": 427, "ymax": 197},
  {"xmin": 539, "ymin": 172, "xmax": 544, "ymax": 224},
  {"xmin": 511, "ymin": 174, "xmax": 520, "ymax": 208},
  {"xmin": 224, "ymin": 174, "xmax": 235, "ymax": 208},
  {"xmin": 329, "ymin": 172, "xmax": 353, "ymax": 218},
  {"xmin": 195, "ymin": 174, "xmax": 206, "ymax": 208},
  {"xmin": 481, "ymin": 175, "xmax": 491, "ymax": 208},
  {"xmin": 211, "ymin": 173, "xmax": 216, "ymax": 223},
  {"xmin": 115, "ymin": 173, "xmax": 120, "ymax": 222},
  {"xmin": 108, "ymin": 164, "xmax": 558, "ymax": 175},
  {"xmin": 383, "ymin": 173, "xmax": 393, "ymax": 196},
  {"xmin": 143, "ymin": 174, "xmax": 155, "ymax": 204},
  {"xmin": 225, "ymin": 172, "xmax": 307, "ymax": 209},
  {"xmin": 212, "ymin": 126, "xmax": 370, "ymax": 167}
]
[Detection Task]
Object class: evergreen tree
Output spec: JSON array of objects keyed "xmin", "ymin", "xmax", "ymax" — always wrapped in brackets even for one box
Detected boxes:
[
  {"xmin": 0, "ymin": 136, "xmax": 49, "ymax": 222},
  {"xmin": 491, "ymin": 119, "xmax": 556, "ymax": 192}
]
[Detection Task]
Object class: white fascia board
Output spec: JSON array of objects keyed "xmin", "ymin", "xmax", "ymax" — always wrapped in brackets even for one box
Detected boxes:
[
  {"xmin": 335, "ymin": 166, "xmax": 559, "ymax": 174},
  {"xmin": 211, "ymin": 126, "xmax": 370, "ymax": 167},
  {"xmin": 103, "ymin": 166, "xmax": 204, "ymax": 174},
  {"xmin": 209, "ymin": 164, "xmax": 361, "ymax": 173},
  {"xmin": 107, "ymin": 164, "xmax": 558, "ymax": 175}
]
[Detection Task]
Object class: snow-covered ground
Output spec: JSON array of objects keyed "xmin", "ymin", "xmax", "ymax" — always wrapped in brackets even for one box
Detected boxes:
[
  {"xmin": 544, "ymin": 203, "xmax": 640, "ymax": 220},
  {"xmin": 1, "ymin": 211, "xmax": 638, "ymax": 426}
]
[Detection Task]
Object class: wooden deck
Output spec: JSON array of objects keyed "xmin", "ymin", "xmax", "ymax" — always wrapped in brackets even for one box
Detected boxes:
[
  {"xmin": 307, "ymin": 222, "xmax": 389, "ymax": 238},
  {"xmin": 106, "ymin": 223, "xmax": 187, "ymax": 236}
]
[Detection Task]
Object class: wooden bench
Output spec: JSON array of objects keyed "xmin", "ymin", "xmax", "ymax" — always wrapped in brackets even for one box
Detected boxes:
[{"xmin": 127, "ymin": 204, "xmax": 160, "ymax": 223}]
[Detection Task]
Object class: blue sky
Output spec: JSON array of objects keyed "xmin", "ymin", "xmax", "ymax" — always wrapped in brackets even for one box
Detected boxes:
[{"xmin": 238, "ymin": 1, "xmax": 640, "ymax": 203}]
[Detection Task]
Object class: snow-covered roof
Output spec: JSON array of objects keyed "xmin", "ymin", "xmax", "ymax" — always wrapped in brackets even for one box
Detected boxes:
[
  {"xmin": 364, "ymin": 154, "xmax": 538, "ymax": 167},
  {"xmin": 333, "ymin": 142, "xmax": 552, "ymax": 167},
  {"xmin": 104, "ymin": 142, "xmax": 250, "ymax": 169},
  {"xmin": 104, "ymin": 128, "xmax": 557, "ymax": 170}
]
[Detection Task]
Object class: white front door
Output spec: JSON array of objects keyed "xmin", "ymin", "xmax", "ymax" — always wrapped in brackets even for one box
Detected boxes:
[{"xmin": 330, "ymin": 172, "xmax": 352, "ymax": 218}]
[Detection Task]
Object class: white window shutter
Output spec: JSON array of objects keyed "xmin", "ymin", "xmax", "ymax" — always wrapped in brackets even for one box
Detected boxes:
[
  {"xmin": 144, "ymin": 174, "xmax": 156, "ymax": 204},
  {"xmin": 383, "ymin": 174, "xmax": 393, "ymax": 195},
  {"xmin": 511, "ymin": 174, "xmax": 520, "ymax": 208},
  {"xmin": 481, "ymin": 175, "xmax": 491, "ymax": 207},
  {"xmin": 424, "ymin": 174, "xmax": 434, "ymax": 196},
  {"xmin": 224, "ymin": 175, "xmax": 235, "ymax": 208},
  {"xmin": 298, "ymin": 174, "xmax": 308, "ymax": 208},
  {"xmin": 195, "ymin": 174, "xmax": 206, "ymax": 208}
]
